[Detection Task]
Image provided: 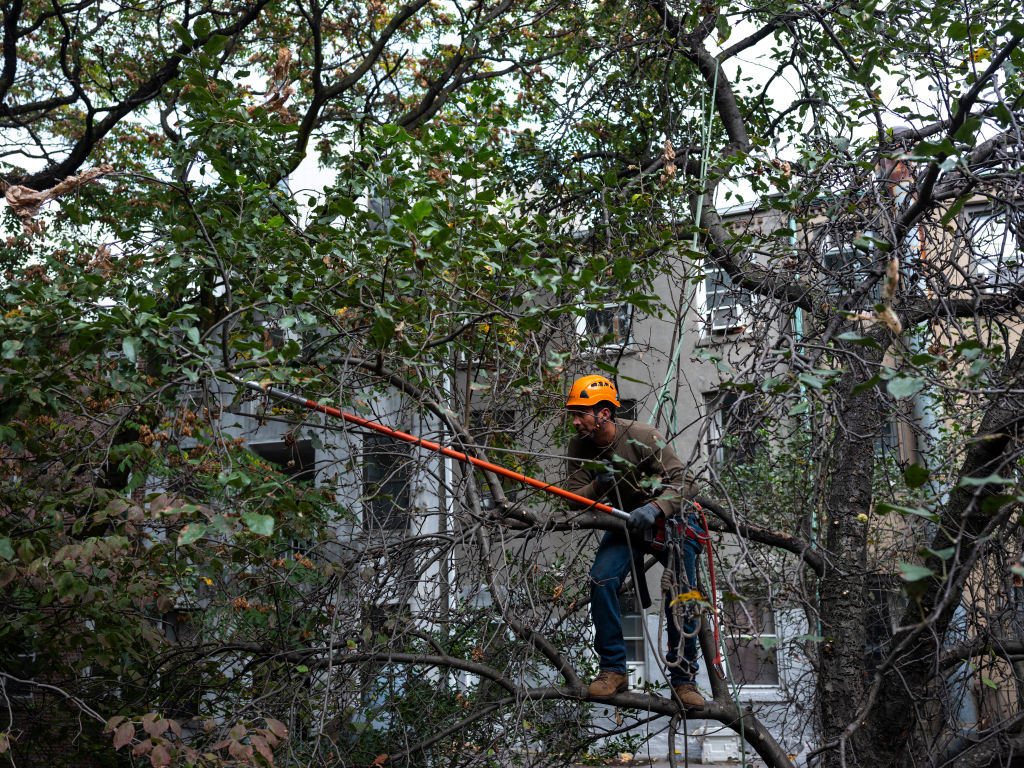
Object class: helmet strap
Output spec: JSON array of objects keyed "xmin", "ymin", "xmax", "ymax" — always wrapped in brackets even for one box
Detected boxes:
[{"xmin": 589, "ymin": 405, "xmax": 611, "ymax": 439}]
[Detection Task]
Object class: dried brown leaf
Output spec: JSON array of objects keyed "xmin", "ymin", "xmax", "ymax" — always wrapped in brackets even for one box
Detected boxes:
[
  {"xmin": 150, "ymin": 743, "xmax": 171, "ymax": 768},
  {"xmin": 113, "ymin": 722, "xmax": 135, "ymax": 750},
  {"xmin": 251, "ymin": 733, "xmax": 275, "ymax": 765},
  {"xmin": 145, "ymin": 717, "xmax": 170, "ymax": 738},
  {"xmin": 229, "ymin": 740, "xmax": 254, "ymax": 761},
  {"xmin": 264, "ymin": 717, "xmax": 288, "ymax": 739}
]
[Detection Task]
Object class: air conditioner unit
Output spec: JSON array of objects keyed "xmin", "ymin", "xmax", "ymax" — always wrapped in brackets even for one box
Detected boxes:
[{"xmin": 709, "ymin": 305, "xmax": 746, "ymax": 333}]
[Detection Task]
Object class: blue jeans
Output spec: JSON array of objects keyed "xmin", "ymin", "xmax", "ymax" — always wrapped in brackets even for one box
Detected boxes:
[{"xmin": 590, "ymin": 520, "xmax": 702, "ymax": 686}]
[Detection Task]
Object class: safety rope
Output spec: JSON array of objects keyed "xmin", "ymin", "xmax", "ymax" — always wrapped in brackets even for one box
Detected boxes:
[{"xmin": 656, "ymin": 504, "xmax": 724, "ymax": 676}]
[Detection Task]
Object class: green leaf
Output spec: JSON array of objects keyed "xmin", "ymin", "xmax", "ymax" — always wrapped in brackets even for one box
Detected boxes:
[
  {"xmin": 242, "ymin": 513, "xmax": 275, "ymax": 537},
  {"xmin": 898, "ymin": 561, "xmax": 935, "ymax": 582},
  {"xmin": 412, "ymin": 199, "xmax": 433, "ymax": 221},
  {"xmin": 947, "ymin": 20, "xmax": 969, "ymax": 40},
  {"xmin": 204, "ymin": 34, "xmax": 229, "ymax": 55},
  {"xmin": 193, "ymin": 16, "xmax": 211, "ymax": 38},
  {"xmin": 333, "ymin": 198, "xmax": 356, "ymax": 217},
  {"xmin": 886, "ymin": 375, "xmax": 924, "ymax": 399},
  {"xmin": 836, "ymin": 331, "xmax": 881, "ymax": 348},
  {"xmin": 903, "ymin": 463, "xmax": 930, "ymax": 489},
  {"xmin": 186, "ymin": 327, "xmax": 201, "ymax": 345},
  {"xmin": 177, "ymin": 523, "xmax": 208, "ymax": 546},
  {"xmin": 876, "ymin": 502, "xmax": 939, "ymax": 523},
  {"xmin": 267, "ymin": 216, "xmax": 285, "ymax": 228},
  {"xmin": 369, "ymin": 314, "xmax": 395, "ymax": 349},
  {"xmin": 851, "ymin": 374, "xmax": 882, "ymax": 396},
  {"xmin": 1, "ymin": 340, "xmax": 22, "ymax": 359},
  {"xmin": 798, "ymin": 373, "xmax": 825, "ymax": 389},
  {"xmin": 171, "ymin": 21, "xmax": 194, "ymax": 46},
  {"xmin": 0, "ymin": 538, "xmax": 13, "ymax": 560},
  {"xmin": 957, "ymin": 474, "xmax": 1017, "ymax": 488}
]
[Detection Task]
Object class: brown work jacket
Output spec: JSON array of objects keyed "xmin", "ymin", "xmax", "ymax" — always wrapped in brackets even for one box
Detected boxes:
[{"xmin": 565, "ymin": 418, "xmax": 697, "ymax": 518}]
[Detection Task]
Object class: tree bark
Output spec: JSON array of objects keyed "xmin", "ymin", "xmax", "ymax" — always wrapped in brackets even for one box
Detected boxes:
[{"xmin": 816, "ymin": 337, "xmax": 890, "ymax": 767}]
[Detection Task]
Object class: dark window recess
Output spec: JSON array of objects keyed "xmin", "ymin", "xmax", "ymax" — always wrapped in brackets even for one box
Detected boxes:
[
  {"xmin": 705, "ymin": 392, "xmax": 760, "ymax": 467},
  {"xmin": 722, "ymin": 600, "xmax": 779, "ymax": 686},
  {"xmin": 1, "ymin": 646, "xmax": 36, "ymax": 701},
  {"xmin": 363, "ymin": 434, "xmax": 412, "ymax": 531},
  {"xmin": 874, "ymin": 415, "xmax": 899, "ymax": 459},
  {"xmin": 818, "ymin": 229, "xmax": 882, "ymax": 301},
  {"xmin": 250, "ymin": 439, "xmax": 316, "ymax": 484},
  {"xmin": 159, "ymin": 610, "xmax": 202, "ymax": 718},
  {"xmin": 470, "ymin": 410, "xmax": 519, "ymax": 509},
  {"xmin": 968, "ymin": 210, "xmax": 1024, "ymax": 292},
  {"xmin": 865, "ymin": 576, "xmax": 900, "ymax": 676},
  {"xmin": 618, "ymin": 398, "xmax": 638, "ymax": 421}
]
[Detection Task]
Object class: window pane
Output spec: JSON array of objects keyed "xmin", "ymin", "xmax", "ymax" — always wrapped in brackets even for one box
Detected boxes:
[
  {"xmin": 363, "ymin": 434, "xmax": 412, "ymax": 531},
  {"xmin": 625, "ymin": 638, "xmax": 645, "ymax": 661},
  {"xmin": 585, "ymin": 304, "xmax": 632, "ymax": 346},
  {"xmin": 721, "ymin": 600, "xmax": 774, "ymax": 634},
  {"xmin": 970, "ymin": 212, "xmax": 1022, "ymax": 291},
  {"xmin": 622, "ymin": 613, "xmax": 643, "ymax": 637},
  {"xmin": 724, "ymin": 636, "xmax": 779, "ymax": 686},
  {"xmin": 250, "ymin": 440, "xmax": 316, "ymax": 484}
]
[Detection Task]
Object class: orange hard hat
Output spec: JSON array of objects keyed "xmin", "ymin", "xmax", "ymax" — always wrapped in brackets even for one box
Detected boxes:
[{"xmin": 566, "ymin": 375, "xmax": 620, "ymax": 409}]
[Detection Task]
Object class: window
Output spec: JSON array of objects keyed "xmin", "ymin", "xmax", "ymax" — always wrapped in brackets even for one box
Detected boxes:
[
  {"xmin": 722, "ymin": 599, "xmax": 779, "ymax": 686},
  {"xmin": 618, "ymin": 398, "xmax": 637, "ymax": 421},
  {"xmin": 865, "ymin": 575, "xmax": 901, "ymax": 676},
  {"xmin": 620, "ymin": 591, "xmax": 646, "ymax": 685},
  {"xmin": 621, "ymin": 591, "xmax": 645, "ymax": 663},
  {"xmin": 818, "ymin": 228, "xmax": 881, "ymax": 299},
  {"xmin": 968, "ymin": 210, "xmax": 1022, "ymax": 292},
  {"xmin": 875, "ymin": 416, "xmax": 899, "ymax": 459},
  {"xmin": 1, "ymin": 644, "xmax": 36, "ymax": 703},
  {"xmin": 704, "ymin": 392, "xmax": 759, "ymax": 468},
  {"xmin": 469, "ymin": 410, "xmax": 519, "ymax": 510},
  {"xmin": 250, "ymin": 439, "xmax": 317, "ymax": 484},
  {"xmin": 579, "ymin": 303, "xmax": 633, "ymax": 349},
  {"xmin": 362, "ymin": 434, "xmax": 412, "ymax": 531},
  {"xmin": 703, "ymin": 266, "xmax": 748, "ymax": 334}
]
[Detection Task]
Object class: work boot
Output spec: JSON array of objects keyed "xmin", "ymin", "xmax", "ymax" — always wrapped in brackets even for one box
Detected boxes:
[
  {"xmin": 588, "ymin": 669, "xmax": 629, "ymax": 697},
  {"xmin": 673, "ymin": 683, "xmax": 705, "ymax": 709}
]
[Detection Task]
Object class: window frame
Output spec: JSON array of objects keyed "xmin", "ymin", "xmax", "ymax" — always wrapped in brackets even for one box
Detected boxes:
[
  {"xmin": 966, "ymin": 207, "xmax": 1023, "ymax": 293},
  {"xmin": 576, "ymin": 302, "xmax": 634, "ymax": 351},
  {"xmin": 704, "ymin": 391, "xmax": 759, "ymax": 469},
  {"xmin": 619, "ymin": 591, "xmax": 647, "ymax": 686},
  {"xmin": 361, "ymin": 433, "xmax": 413, "ymax": 532},
  {"xmin": 720, "ymin": 599, "xmax": 780, "ymax": 689},
  {"xmin": 700, "ymin": 265, "xmax": 749, "ymax": 335}
]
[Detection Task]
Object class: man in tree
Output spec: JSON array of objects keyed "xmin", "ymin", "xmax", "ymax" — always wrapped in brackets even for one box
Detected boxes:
[{"xmin": 564, "ymin": 375, "xmax": 705, "ymax": 709}]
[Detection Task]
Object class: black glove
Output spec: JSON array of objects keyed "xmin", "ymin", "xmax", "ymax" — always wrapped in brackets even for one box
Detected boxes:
[
  {"xmin": 627, "ymin": 502, "xmax": 661, "ymax": 532},
  {"xmin": 593, "ymin": 468, "xmax": 615, "ymax": 497}
]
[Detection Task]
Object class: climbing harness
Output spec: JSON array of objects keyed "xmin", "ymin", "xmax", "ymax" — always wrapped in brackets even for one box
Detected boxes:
[{"xmin": 657, "ymin": 503, "xmax": 725, "ymax": 680}]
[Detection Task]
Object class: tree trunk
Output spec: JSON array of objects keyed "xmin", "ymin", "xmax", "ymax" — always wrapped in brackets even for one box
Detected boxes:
[{"xmin": 817, "ymin": 339, "xmax": 889, "ymax": 767}]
